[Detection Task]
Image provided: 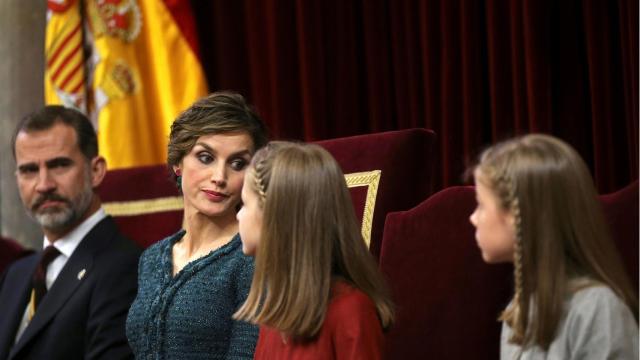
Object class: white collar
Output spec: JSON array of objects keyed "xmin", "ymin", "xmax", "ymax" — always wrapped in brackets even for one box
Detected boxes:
[{"xmin": 43, "ymin": 208, "xmax": 107, "ymax": 257}]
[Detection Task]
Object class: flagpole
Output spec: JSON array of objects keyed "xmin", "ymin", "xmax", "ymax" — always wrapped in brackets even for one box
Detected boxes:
[{"xmin": 78, "ymin": 0, "xmax": 91, "ymax": 116}]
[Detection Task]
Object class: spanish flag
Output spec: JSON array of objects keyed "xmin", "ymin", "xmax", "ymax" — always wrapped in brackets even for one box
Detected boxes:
[
  {"xmin": 45, "ymin": 0, "xmax": 86, "ymax": 111},
  {"xmin": 45, "ymin": 0, "xmax": 208, "ymax": 169}
]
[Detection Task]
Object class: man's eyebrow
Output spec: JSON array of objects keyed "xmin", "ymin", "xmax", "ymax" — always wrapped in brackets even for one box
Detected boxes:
[
  {"xmin": 45, "ymin": 157, "xmax": 73, "ymax": 168},
  {"xmin": 17, "ymin": 162, "xmax": 38, "ymax": 172},
  {"xmin": 17, "ymin": 157, "xmax": 74, "ymax": 172}
]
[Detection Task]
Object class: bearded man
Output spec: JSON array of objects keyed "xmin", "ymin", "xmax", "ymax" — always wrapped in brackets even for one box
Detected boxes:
[{"xmin": 0, "ymin": 105, "xmax": 140, "ymax": 360}]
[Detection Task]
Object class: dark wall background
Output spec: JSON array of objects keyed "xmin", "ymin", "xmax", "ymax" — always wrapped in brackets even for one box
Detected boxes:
[{"xmin": 189, "ymin": 0, "xmax": 638, "ymax": 193}]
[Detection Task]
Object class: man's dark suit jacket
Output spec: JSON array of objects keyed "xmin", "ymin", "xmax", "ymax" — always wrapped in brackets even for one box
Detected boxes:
[{"xmin": 0, "ymin": 216, "xmax": 141, "ymax": 360}]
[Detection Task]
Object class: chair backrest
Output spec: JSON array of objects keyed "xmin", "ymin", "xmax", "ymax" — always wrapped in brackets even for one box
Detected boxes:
[
  {"xmin": 98, "ymin": 128, "xmax": 437, "ymax": 255},
  {"xmin": 378, "ymin": 181, "xmax": 639, "ymax": 359},
  {"xmin": 316, "ymin": 128, "xmax": 436, "ymax": 257},
  {"xmin": 379, "ymin": 186, "xmax": 512, "ymax": 360},
  {"xmin": 599, "ymin": 180, "xmax": 639, "ymax": 291},
  {"xmin": 0, "ymin": 237, "xmax": 33, "ymax": 276},
  {"xmin": 97, "ymin": 165, "xmax": 183, "ymax": 249}
]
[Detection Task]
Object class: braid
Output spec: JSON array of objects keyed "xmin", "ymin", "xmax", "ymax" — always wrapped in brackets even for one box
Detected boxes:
[
  {"xmin": 489, "ymin": 169, "xmax": 527, "ymax": 344},
  {"xmin": 252, "ymin": 157, "xmax": 269, "ymax": 205},
  {"xmin": 508, "ymin": 181, "xmax": 526, "ymax": 343},
  {"xmin": 249, "ymin": 141, "xmax": 294, "ymax": 206}
]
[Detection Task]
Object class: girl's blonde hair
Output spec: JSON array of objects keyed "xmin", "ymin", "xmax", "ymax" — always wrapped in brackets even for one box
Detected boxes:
[
  {"xmin": 474, "ymin": 134, "xmax": 637, "ymax": 350},
  {"xmin": 234, "ymin": 141, "xmax": 394, "ymax": 339}
]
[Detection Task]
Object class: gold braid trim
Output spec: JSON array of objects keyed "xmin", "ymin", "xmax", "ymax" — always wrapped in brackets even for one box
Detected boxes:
[
  {"xmin": 103, "ymin": 170, "xmax": 382, "ymax": 248},
  {"xmin": 345, "ymin": 170, "xmax": 382, "ymax": 248},
  {"xmin": 103, "ymin": 196, "xmax": 183, "ymax": 216}
]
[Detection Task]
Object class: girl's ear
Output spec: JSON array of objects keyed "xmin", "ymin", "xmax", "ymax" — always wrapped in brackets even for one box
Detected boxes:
[{"xmin": 505, "ymin": 211, "xmax": 518, "ymax": 239}]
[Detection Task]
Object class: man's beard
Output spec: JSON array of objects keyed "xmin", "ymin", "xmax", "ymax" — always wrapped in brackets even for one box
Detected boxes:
[{"xmin": 27, "ymin": 172, "xmax": 94, "ymax": 231}]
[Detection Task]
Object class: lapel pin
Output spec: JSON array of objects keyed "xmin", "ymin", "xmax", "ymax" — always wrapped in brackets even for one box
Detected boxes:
[{"xmin": 77, "ymin": 269, "xmax": 86, "ymax": 280}]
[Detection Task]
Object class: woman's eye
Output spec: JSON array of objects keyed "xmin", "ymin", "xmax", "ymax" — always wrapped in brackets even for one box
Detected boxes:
[
  {"xmin": 230, "ymin": 159, "xmax": 248, "ymax": 171},
  {"xmin": 197, "ymin": 153, "xmax": 213, "ymax": 164}
]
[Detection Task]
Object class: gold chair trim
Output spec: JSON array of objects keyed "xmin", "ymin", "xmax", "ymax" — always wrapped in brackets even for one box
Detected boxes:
[
  {"xmin": 345, "ymin": 170, "xmax": 381, "ymax": 248},
  {"xmin": 103, "ymin": 169, "xmax": 382, "ymax": 248},
  {"xmin": 103, "ymin": 196, "xmax": 183, "ymax": 216}
]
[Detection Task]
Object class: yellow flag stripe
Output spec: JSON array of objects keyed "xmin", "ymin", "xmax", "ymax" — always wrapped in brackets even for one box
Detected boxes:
[
  {"xmin": 50, "ymin": 41, "xmax": 82, "ymax": 83},
  {"xmin": 95, "ymin": 0, "xmax": 208, "ymax": 169},
  {"xmin": 47, "ymin": 21, "xmax": 81, "ymax": 67},
  {"xmin": 59, "ymin": 60, "xmax": 84, "ymax": 93},
  {"xmin": 67, "ymin": 75, "xmax": 85, "ymax": 95}
]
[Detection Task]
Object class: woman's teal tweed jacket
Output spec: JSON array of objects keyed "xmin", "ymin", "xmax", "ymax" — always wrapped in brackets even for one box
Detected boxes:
[{"xmin": 126, "ymin": 230, "xmax": 258, "ymax": 359}]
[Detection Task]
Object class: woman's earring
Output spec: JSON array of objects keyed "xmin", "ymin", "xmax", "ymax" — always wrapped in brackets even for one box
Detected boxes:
[{"xmin": 175, "ymin": 170, "xmax": 182, "ymax": 191}]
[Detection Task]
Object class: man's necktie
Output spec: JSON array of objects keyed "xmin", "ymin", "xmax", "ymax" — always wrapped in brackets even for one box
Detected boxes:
[{"xmin": 28, "ymin": 245, "xmax": 61, "ymax": 319}]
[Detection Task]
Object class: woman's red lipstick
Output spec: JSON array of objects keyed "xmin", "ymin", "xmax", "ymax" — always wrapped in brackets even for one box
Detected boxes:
[{"xmin": 203, "ymin": 190, "xmax": 229, "ymax": 202}]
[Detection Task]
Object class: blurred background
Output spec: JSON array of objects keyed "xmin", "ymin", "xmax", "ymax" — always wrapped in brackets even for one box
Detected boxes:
[{"xmin": 1, "ymin": 0, "xmax": 637, "ymax": 249}]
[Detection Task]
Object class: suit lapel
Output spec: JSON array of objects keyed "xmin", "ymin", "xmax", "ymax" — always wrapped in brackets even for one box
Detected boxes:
[
  {"xmin": 11, "ymin": 250, "xmax": 94, "ymax": 356},
  {"xmin": 9, "ymin": 217, "xmax": 116, "ymax": 358},
  {"xmin": 0, "ymin": 256, "xmax": 37, "ymax": 359}
]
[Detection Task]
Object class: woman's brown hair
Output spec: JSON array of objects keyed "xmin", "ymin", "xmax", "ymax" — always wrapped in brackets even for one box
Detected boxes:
[
  {"xmin": 474, "ymin": 134, "xmax": 637, "ymax": 350},
  {"xmin": 234, "ymin": 141, "xmax": 394, "ymax": 339},
  {"xmin": 167, "ymin": 91, "xmax": 268, "ymax": 178}
]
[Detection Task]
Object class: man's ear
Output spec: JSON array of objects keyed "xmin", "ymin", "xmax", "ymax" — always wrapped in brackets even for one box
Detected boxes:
[{"xmin": 90, "ymin": 156, "xmax": 107, "ymax": 188}]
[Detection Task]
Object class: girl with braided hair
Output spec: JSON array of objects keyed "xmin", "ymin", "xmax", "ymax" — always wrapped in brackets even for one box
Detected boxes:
[
  {"xmin": 469, "ymin": 134, "xmax": 638, "ymax": 359},
  {"xmin": 234, "ymin": 141, "xmax": 394, "ymax": 359}
]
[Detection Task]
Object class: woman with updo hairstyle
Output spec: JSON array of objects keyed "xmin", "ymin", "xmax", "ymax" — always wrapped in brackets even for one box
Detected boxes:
[
  {"xmin": 469, "ymin": 134, "xmax": 638, "ymax": 359},
  {"xmin": 127, "ymin": 91, "xmax": 268, "ymax": 359}
]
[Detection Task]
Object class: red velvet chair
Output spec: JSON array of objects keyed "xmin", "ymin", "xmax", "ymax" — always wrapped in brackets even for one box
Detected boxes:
[
  {"xmin": 98, "ymin": 128, "xmax": 437, "ymax": 255},
  {"xmin": 0, "ymin": 237, "xmax": 33, "ymax": 276},
  {"xmin": 599, "ymin": 180, "xmax": 639, "ymax": 290},
  {"xmin": 379, "ymin": 186, "xmax": 512, "ymax": 360},
  {"xmin": 97, "ymin": 165, "xmax": 182, "ymax": 249},
  {"xmin": 316, "ymin": 129, "xmax": 436, "ymax": 257},
  {"xmin": 379, "ymin": 181, "xmax": 639, "ymax": 359}
]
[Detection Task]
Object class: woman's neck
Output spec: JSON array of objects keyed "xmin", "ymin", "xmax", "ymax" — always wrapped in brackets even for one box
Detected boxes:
[{"xmin": 179, "ymin": 209, "xmax": 239, "ymax": 258}]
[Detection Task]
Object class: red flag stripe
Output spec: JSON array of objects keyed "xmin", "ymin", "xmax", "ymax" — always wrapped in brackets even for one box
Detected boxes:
[
  {"xmin": 163, "ymin": 0, "xmax": 201, "ymax": 60},
  {"xmin": 68, "ymin": 78, "xmax": 84, "ymax": 95},
  {"xmin": 50, "ymin": 42, "xmax": 82, "ymax": 83},
  {"xmin": 58, "ymin": 60, "xmax": 83, "ymax": 91},
  {"xmin": 47, "ymin": 22, "xmax": 81, "ymax": 68}
]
